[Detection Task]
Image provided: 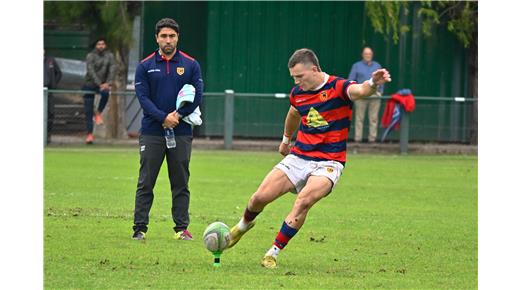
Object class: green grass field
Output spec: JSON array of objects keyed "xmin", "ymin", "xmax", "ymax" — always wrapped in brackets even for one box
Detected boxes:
[{"xmin": 44, "ymin": 147, "xmax": 477, "ymax": 289}]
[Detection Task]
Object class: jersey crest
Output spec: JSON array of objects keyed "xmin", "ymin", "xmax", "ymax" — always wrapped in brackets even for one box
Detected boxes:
[{"xmin": 306, "ymin": 107, "xmax": 329, "ymax": 128}]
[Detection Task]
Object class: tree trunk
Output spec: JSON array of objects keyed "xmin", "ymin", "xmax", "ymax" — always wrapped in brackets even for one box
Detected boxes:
[{"xmin": 106, "ymin": 49, "xmax": 128, "ymax": 139}]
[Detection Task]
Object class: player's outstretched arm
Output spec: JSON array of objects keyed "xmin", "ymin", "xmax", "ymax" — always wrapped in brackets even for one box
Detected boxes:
[
  {"xmin": 279, "ymin": 106, "xmax": 301, "ymax": 156},
  {"xmin": 348, "ymin": 68, "xmax": 392, "ymax": 101}
]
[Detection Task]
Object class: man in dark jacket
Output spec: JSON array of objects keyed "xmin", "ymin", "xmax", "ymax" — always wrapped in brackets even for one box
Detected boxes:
[
  {"xmin": 132, "ymin": 18, "xmax": 203, "ymax": 241},
  {"xmin": 44, "ymin": 50, "xmax": 62, "ymax": 144},
  {"xmin": 83, "ymin": 38, "xmax": 117, "ymax": 144}
]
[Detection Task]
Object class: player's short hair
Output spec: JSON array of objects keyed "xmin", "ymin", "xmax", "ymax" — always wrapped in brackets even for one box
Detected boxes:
[
  {"xmin": 155, "ymin": 18, "xmax": 180, "ymax": 35},
  {"xmin": 288, "ymin": 48, "xmax": 322, "ymax": 72}
]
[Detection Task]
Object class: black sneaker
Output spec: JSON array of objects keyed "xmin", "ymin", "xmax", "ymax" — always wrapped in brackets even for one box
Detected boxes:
[{"xmin": 132, "ymin": 231, "xmax": 146, "ymax": 240}]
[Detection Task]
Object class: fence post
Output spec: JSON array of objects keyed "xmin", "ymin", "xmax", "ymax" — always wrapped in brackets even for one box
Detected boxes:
[
  {"xmin": 224, "ymin": 89, "xmax": 235, "ymax": 150},
  {"xmin": 44, "ymin": 87, "xmax": 48, "ymax": 147},
  {"xmin": 400, "ymin": 111, "xmax": 409, "ymax": 154}
]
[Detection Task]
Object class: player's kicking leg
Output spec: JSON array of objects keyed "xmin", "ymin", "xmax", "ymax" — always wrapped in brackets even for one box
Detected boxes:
[
  {"xmin": 228, "ymin": 168, "xmax": 294, "ymax": 249},
  {"xmin": 261, "ymin": 175, "xmax": 333, "ymax": 268}
]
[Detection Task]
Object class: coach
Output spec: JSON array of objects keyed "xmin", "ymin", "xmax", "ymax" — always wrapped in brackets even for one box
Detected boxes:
[{"xmin": 132, "ymin": 18, "xmax": 203, "ymax": 241}]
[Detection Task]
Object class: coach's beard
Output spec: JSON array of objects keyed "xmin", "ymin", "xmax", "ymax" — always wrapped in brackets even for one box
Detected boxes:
[{"xmin": 161, "ymin": 45, "xmax": 175, "ymax": 56}]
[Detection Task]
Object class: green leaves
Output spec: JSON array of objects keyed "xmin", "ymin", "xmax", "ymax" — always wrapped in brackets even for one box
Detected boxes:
[
  {"xmin": 418, "ymin": 6, "xmax": 440, "ymax": 37},
  {"xmin": 366, "ymin": 1, "xmax": 409, "ymax": 44},
  {"xmin": 445, "ymin": 2, "xmax": 477, "ymax": 48},
  {"xmin": 365, "ymin": 1, "xmax": 477, "ymax": 48},
  {"xmin": 44, "ymin": 1, "xmax": 140, "ymax": 50},
  {"xmin": 98, "ymin": 2, "xmax": 134, "ymax": 51}
]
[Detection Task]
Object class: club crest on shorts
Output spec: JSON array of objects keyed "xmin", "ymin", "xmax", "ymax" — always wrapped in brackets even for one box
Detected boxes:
[
  {"xmin": 319, "ymin": 91, "xmax": 328, "ymax": 102},
  {"xmin": 177, "ymin": 67, "xmax": 185, "ymax": 75},
  {"xmin": 326, "ymin": 167, "xmax": 334, "ymax": 173}
]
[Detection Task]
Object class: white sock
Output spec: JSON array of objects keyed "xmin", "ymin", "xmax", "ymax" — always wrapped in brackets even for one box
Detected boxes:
[
  {"xmin": 237, "ymin": 217, "xmax": 250, "ymax": 231},
  {"xmin": 266, "ymin": 245, "xmax": 281, "ymax": 258}
]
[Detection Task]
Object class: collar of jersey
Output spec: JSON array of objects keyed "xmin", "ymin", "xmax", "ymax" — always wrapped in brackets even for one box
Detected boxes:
[
  {"xmin": 310, "ymin": 72, "xmax": 330, "ymax": 91},
  {"xmin": 156, "ymin": 49, "xmax": 180, "ymax": 63}
]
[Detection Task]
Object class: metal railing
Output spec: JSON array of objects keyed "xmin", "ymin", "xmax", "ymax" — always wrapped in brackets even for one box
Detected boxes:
[
  {"xmin": 44, "ymin": 88, "xmax": 137, "ymax": 143},
  {"xmin": 203, "ymin": 90, "xmax": 476, "ymax": 153},
  {"xmin": 44, "ymin": 88, "xmax": 477, "ymax": 153}
]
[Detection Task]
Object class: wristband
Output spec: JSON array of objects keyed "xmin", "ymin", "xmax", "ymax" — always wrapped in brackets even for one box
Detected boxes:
[
  {"xmin": 282, "ymin": 135, "xmax": 291, "ymax": 145},
  {"xmin": 368, "ymin": 78, "xmax": 377, "ymax": 89}
]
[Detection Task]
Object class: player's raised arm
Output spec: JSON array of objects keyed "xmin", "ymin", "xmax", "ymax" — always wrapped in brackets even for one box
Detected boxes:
[
  {"xmin": 279, "ymin": 106, "xmax": 301, "ymax": 156},
  {"xmin": 348, "ymin": 68, "xmax": 392, "ymax": 101}
]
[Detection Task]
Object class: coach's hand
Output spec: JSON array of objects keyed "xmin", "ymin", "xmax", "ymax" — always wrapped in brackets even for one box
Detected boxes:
[
  {"xmin": 371, "ymin": 69, "xmax": 392, "ymax": 85},
  {"xmin": 163, "ymin": 112, "xmax": 180, "ymax": 128},
  {"xmin": 279, "ymin": 142, "xmax": 291, "ymax": 156}
]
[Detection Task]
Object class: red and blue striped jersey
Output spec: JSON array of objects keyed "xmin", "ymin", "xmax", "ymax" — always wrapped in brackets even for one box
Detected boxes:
[{"xmin": 289, "ymin": 75, "xmax": 357, "ymax": 164}]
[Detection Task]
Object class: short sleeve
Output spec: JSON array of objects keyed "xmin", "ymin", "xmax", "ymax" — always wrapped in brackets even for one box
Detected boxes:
[
  {"xmin": 288, "ymin": 87, "xmax": 296, "ymax": 107},
  {"xmin": 335, "ymin": 78, "xmax": 357, "ymax": 101}
]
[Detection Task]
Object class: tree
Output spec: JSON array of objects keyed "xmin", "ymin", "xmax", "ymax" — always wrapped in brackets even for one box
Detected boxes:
[
  {"xmin": 44, "ymin": 1, "xmax": 141, "ymax": 139},
  {"xmin": 365, "ymin": 1, "xmax": 478, "ymax": 144}
]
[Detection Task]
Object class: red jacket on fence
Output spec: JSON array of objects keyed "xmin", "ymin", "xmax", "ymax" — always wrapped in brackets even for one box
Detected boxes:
[{"xmin": 381, "ymin": 90, "xmax": 416, "ymax": 129}]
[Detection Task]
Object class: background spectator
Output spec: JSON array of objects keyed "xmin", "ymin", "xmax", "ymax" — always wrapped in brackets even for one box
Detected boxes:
[
  {"xmin": 82, "ymin": 37, "xmax": 117, "ymax": 144},
  {"xmin": 349, "ymin": 46, "xmax": 384, "ymax": 143}
]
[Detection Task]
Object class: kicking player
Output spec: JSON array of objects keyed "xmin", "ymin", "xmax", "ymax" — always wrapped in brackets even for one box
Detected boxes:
[{"xmin": 227, "ymin": 48, "xmax": 391, "ymax": 268}]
